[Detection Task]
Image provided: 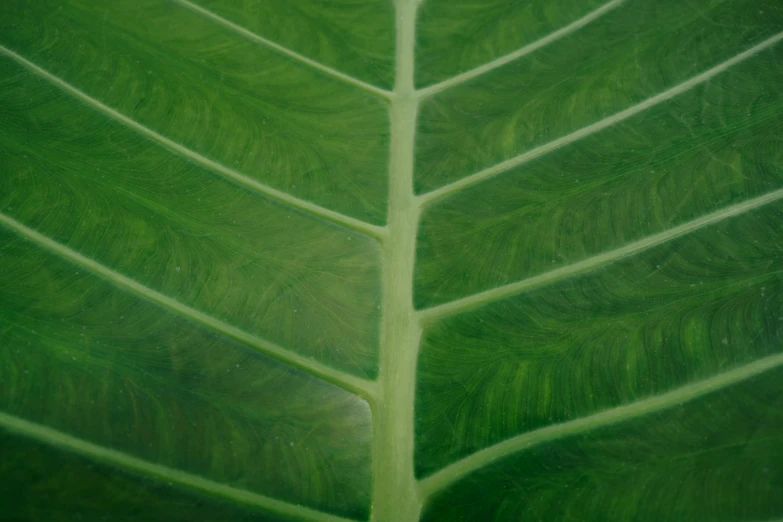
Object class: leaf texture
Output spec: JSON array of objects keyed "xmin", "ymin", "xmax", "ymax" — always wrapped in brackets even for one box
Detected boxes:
[{"xmin": 1, "ymin": 0, "xmax": 782, "ymax": 521}]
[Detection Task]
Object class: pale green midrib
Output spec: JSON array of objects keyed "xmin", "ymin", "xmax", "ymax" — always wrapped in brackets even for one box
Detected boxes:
[
  {"xmin": 418, "ymin": 186, "xmax": 783, "ymax": 322},
  {"xmin": 171, "ymin": 0, "xmax": 393, "ymax": 100},
  {"xmin": 0, "ymin": 411, "xmax": 360, "ymax": 522},
  {"xmin": 0, "ymin": 212, "xmax": 376, "ymax": 401},
  {"xmin": 417, "ymin": 351, "xmax": 783, "ymax": 499},
  {"xmin": 0, "ymin": 45, "xmax": 386, "ymax": 241},
  {"xmin": 416, "ymin": 0, "xmax": 627, "ymax": 98},
  {"xmin": 416, "ymin": 31, "xmax": 783, "ymax": 207},
  {"xmin": 369, "ymin": 0, "xmax": 422, "ymax": 521}
]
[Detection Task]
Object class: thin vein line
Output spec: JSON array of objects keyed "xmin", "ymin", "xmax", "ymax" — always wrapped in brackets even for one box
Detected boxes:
[
  {"xmin": 0, "ymin": 45, "xmax": 387, "ymax": 241},
  {"xmin": 0, "ymin": 412, "xmax": 360, "ymax": 522},
  {"xmin": 418, "ymin": 351, "xmax": 783, "ymax": 499},
  {"xmin": 418, "ymin": 31, "xmax": 783, "ymax": 207},
  {"xmin": 419, "ymin": 186, "xmax": 783, "ymax": 322},
  {"xmin": 0, "ymin": 212, "xmax": 377, "ymax": 401},
  {"xmin": 170, "ymin": 0, "xmax": 393, "ymax": 100},
  {"xmin": 416, "ymin": 0, "xmax": 627, "ymax": 98}
]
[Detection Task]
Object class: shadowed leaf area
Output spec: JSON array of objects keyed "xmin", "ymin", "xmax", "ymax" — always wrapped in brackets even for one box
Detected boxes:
[{"xmin": 1, "ymin": 0, "xmax": 782, "ymax": 521}]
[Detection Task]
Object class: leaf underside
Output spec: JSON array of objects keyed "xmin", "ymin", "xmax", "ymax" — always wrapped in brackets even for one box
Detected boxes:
[{"xmin": 1, "ymin": 0, "xmax": 782, "ymax": 521}]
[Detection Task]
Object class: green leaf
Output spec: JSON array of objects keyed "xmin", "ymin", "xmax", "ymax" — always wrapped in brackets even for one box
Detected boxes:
[{"xmin": 1, "ymin": 0, "xmax": 782, "ymax": 521}]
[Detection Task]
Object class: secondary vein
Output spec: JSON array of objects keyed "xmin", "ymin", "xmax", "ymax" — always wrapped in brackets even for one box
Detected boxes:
[
  {"xmin": 418, "ymin": 31, "xmax": 783, "ymax": 207},
  {"xmin": 0, "ymin": 212, "xmax": 377, "ymax": 401},
  {"xmin": 418, "ymin": 186, "xmax": 783, "ymax": 322},
  {"xmin": 0, "ymin": 45, "xmax": 386, "ymax": 241},
  {"xmin": 0, "ymin": 412, "xmax": 361, "ymax": 522},
  {"xmin": 416, "ymin": 0, "xmax": 627, "ymax": 98},
  {"xmin": 170, "ymin": 0, "xmax": 393, "ymax": 100},
  {"xmin": 418, "ymin": 351, "xmax": 783, "ymax": 499}
]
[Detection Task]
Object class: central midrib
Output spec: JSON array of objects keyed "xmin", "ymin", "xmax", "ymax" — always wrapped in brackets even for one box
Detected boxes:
[{"xmin": 371, "ymin": 0, "xmax": 423, "ymax": 521}]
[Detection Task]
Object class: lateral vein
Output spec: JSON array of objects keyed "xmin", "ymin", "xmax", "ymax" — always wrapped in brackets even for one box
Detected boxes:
[
  {"xmin": 419, "ymin": 187, "xmax": 783, "ymax": 322},
  {"xmin": 418, "ymin": 31, "xmax": 783, "ymax": 207},
  {"xmin": 170, "ymin": 0, "xmax": 393, "ymax": 100},
  {"xmin": 0, "ymin": 412, "xmax": 361, "ymax": 522},
  {"xmin": 0, "ymin": 44, "xmax": 386, "ymax": 241},
  {"xmin": 417, "ymin": 351, "xmax": 783, "ymax": 499},
  {"xmin": 0, "ymin": 212, "xmax": 377, "ymax": 401},
  {"xmin": 416, "ymin": 0, "xmax": 627, "ymax": 98}
]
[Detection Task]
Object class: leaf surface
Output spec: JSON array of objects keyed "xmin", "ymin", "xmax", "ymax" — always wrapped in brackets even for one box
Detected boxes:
[{"xmin": 1, "ymin": 0, "xmax": 782, "ymax": 521}]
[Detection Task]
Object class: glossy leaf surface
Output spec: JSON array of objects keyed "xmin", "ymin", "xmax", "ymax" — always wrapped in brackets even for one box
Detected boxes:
[{"xmin": 1, "ymin": 0, "xmax": 782, "ymax": 521}]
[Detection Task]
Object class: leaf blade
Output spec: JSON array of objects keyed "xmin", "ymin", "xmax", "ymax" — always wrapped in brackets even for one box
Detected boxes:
[
  {"xmin": 2, "ymin": 0, "xmax": 782, "ymax": 519},
  {"xmin": 0, "ymin": 412, "xmax": 362, "ymax": 522},
  {"xmin": 414, "ymin": 0, "xmax": 783, "ymax": 193},
  {"xmin": 0, "ymin": 212, "xmax": 376, "ymax": 398},
  {"xmin": 416, "ymin": 200, "xmax": 783, "ymax": 479},
  {"xmin": 171, "ymin": 0, "xmax": 392, "ymax": 99},
  {"xmin": 419, "ymin": 186, "xmax": 783, "ymax": 322},
  {"xmin": 417, "ymin": 0, "xmax": 627, "ymax": 98},
  {"xmin": 419, "ymin": 350, "xmax": 783, "ymax": 498},
  {"xmin": 420, "ymin": 365, "xmax": 783, "ymax": 521},
  {"xmin": 0, "ymin": 229, "xmax": 373, "ymax": 517}
]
